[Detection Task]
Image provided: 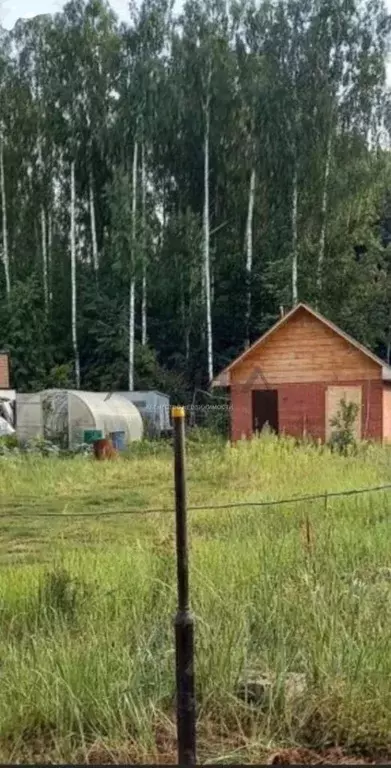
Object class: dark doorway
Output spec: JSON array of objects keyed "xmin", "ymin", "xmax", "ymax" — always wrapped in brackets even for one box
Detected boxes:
[{"xmin": 252, "ymin": 390, "xmax": 279, "ymax": 434}]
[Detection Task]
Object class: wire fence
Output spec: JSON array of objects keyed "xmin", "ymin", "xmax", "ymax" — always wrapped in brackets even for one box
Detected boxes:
[{"xmin": 0, "ymin": 481, "xmax": 390, "ymax": 519}]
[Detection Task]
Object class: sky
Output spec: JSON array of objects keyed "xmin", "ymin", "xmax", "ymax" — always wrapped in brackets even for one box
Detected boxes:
[
  {"xmin": 0, "ymin": 0, "xmax": 131, "ymax": 27},
  {"xmin": 6, "ymin": 0, "xmax": 391, "ymax": 29},
  {"xmin": 2, "ymin": 0, "xmax": 391, "ymax": 27}
]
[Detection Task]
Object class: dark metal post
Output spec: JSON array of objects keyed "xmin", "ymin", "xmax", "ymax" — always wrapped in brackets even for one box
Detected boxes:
[{"xmin": 172, "ymin": 406, "xmax": 196, "ymax": 766}]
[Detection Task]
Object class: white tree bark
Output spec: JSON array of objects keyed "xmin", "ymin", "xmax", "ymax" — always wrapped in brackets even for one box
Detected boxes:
[
  {"xmin": 38, "ymin": 135, "xmax": 48, "ymax": 313},
  {"xmin": 129, "ymin": 140, "xmax": 138, "ymax": 391},
  {"xmin": 141, "ymin": 142, "xmax": 147, "ymax": 346},
  {"xmin": 316, "ymin": 126, "xmax": 332, "ymax": 301},
  {"xmin": 70, "ymin": 160, "xmax": 80, "ymax": 389},
  {"xmin": 41, "ymin": 205, "xmax": 48, "ymax": 313},
  {"xmin": 0, "ymin": 130, "xmax": 10, "ymax": 297},
  {"xmin": 291, "ymin": 159, "xmax": 298, "ymax": 306},
  {"xmin": 161, "ymin": 179, "xmax": 166, "ymax": 249},
  {"xmin": 89, "ymin": 168, "xmax": 99, "ymax": 275},
  {"xmin": 245, "ymin": 166, "xmax": 256, "ymax": 347},
  {"xmin": 48, "ymin": 209, "xmax": 53, "ymax": 303},
  {"xmin": 203, "ymin": 82, "xmax": 213, "ymax": 383}
]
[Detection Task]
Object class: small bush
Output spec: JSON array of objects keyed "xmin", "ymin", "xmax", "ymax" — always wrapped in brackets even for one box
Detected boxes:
[
  {"xmin": 0, "ymin": 434, "xmax": 18, "ymax": 449},
  {"xmin": 329, "ymin": 398, "xmax": 359, "ymax": 456},
  {"xmin": 0, "ymin": 435, "xmax": 19, "ymax": 455}
]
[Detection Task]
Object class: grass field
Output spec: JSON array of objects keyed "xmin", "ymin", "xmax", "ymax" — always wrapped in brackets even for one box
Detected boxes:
[{"xmin": 1, "ymin": 431, "xmax": 391, "ymax": 764}]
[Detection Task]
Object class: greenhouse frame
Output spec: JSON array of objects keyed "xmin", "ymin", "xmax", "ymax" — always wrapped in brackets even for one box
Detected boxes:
[{"xmin": 15, "ymin": 389, "xmax": 143, "ymax": 448}]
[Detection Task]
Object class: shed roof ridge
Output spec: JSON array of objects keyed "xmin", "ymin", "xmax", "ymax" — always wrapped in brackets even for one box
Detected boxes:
[{"xmin": 212, "ymin": 302, "xmax": 391, "ymax": 386}]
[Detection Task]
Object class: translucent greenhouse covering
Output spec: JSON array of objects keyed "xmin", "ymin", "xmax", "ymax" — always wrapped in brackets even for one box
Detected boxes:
[
  {"xmin": 16, "ymin": 390, "xmax": 143, "ymax": 448},
  {"xmin": 15, "ymin": 392, "xmax": 42, "ymax": 442},
  {"xmin": 115, "ymin": 391, "xmax": 171, "ymax": 436}
]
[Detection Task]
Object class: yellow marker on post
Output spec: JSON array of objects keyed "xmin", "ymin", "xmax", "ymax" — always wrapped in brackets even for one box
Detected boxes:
[
  {"xmin": 171, "ymin": 405, "xmax": 185, "ymax": 419},
  {"xmin": 171, "ymin": 404, "xmax": 196, "ymax": 765}
]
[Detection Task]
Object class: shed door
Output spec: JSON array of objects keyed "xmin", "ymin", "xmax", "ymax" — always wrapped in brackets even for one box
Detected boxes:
[
  {"xmin": 252, "ymin": 390, "xmax": 279, "ymax": 434},
  {"xmin": 325, "ymin": 385, "xmax": 362, "ymax": 442}
]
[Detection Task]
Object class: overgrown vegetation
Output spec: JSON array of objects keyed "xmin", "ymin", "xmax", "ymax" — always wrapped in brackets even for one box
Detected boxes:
[
  {"xmin": 0, "ymin": 435, "xmax": 93, "ymax": 457},
  {"xmin": 0, "ymin": 432, "xmax": 390, "ymax": 762}
]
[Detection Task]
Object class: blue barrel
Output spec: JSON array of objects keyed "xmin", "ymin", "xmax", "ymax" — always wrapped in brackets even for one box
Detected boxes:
[{"xmin": 110, "ymin": 431, "xmax": 126, "ymax": 451}]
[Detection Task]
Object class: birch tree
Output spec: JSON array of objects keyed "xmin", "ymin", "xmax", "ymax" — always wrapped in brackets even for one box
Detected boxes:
[
  {"xmin": 70, "ymin": 159, "xmax": 80, "ymax": 388},
  {"xmin": 180, "ymin": 0, "xmax": 230, "ymax": 382},
  {"xmin": 89, "ymin": 169, "xmax": 99, "ymax": 274},
  {"xmin": 130, "ymin": 0, "xmax": 173, "ymax": 347},
  {"xmin": 311, "ymin": 5, "xmax": 346, "ymax": 301},
  {"xmin": 51, "ymin": 6, "xmax": 85, "ymax": 387},
  {"xmin": 129, "ymin": 138, "xmax": 138, "ymax": 391},
  {"xmin": 202, "ymin": 60, "xmax": 213, "ymax": 382},
  {"xmin": 0, "ymin": 127, "xmax": 10, "ymax": 297},
  {"xmin": 141, "ymin": 141, "xmax": 147, "ymax": 346},
  {"xmin": 245, "ymin": 166, "xmax": 256, "ymax": 346},
  {"xmin": 266, "ymin": 1, "xmax": 311, "ymax": 307},
  {"xmin": 0, "ymin": 31, "xmax": 12, "ymax": 298},
  {"xmin": 235, "ymin": 6, "xmax": 266, "ymax": 346},
  {"xmin": 13, "ymin": 15, "xmax": 55, "ymax": 311}
]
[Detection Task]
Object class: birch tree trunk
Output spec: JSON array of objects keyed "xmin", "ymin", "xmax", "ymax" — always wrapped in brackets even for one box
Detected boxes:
[
  {"xmin": 203, "ymin": 84, "xmax": 213, "ymax": 383},
  {"xmin": 38, "ymin": 137, "xmax": 48, "ymax": 313},
  {"xmin": 70, "ymin": 160, "xmax": 80, "ymax": 389},
  {"xmin": 161, "ymin": 178, "xmax": 166, "ymax": 249},
  {"xmin": 129, "ymin": 139, "xmax": 138, "ymax": 391},
  {"xmin": 0, "ymin": 130, "xmax": 10, "ymax": 297},
  {"xmin": 245, "ymin": 166, "xmax": 256, "ymax": 348},
  {"xmin": 316, "ymin": 126, "xmax": 332, "ymax": 302},
  {"xmin": 89, "ymin": 168, "xmax": 99, "ymax": 276},
  {"xmin": 141, "ymin": 142, "xmax": 147, "ymax": 346},
  {"xmin": 41, "ymin": 205, "xmax": 48, "ymax": 313},
  {"xmin": 291, "ymin": 159, "xmax": 298, "ymax": 306},
  {"xmin": 48, "ymin": 210, "xmax": 53, "ymax": 303}
]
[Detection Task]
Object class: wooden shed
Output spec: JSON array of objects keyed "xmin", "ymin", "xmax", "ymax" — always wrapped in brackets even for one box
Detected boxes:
[{"xmin": 212, "ymin": 303, "xmax": 391, "ymax": 444}]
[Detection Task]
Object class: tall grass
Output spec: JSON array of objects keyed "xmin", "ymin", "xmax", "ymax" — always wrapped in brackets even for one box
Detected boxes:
[{"xmin": 0, "ymin": 433, "xmax": 390, "ymax": 761}]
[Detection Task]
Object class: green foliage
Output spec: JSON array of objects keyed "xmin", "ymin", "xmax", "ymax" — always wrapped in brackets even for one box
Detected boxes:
[
  {"xmin": 0, "ymin": 276, "xmax": 51, "ymax": 391},
  {"xmin": 0, "ymin": 434, "xmax": 18, "ymax": 450},
  {"xmin": 0, "ymin": 0, "xmax": 391, "ymax": 400},
  {"xmin": 46, "ymin": 363, "xmax": 75, "ymax": 389},
  {"xmin": 329, "ymin": 398, "xmax": 360, "ymax": 456}
]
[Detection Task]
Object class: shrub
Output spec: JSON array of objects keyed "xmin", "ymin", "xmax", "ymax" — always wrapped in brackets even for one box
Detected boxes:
[{"xmin": 329, "ymin": 398, "xmax": 359, "ymax": 456}]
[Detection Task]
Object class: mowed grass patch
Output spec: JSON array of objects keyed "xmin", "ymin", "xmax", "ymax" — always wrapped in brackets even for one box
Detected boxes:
[{"xmin": 0, "ymin": 434, "xmax": 390, "ymax": 762}]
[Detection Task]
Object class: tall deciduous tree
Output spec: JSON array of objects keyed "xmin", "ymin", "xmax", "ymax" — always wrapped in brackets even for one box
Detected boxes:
[{"xmin": 0, "ymin": 0, "xmax": 389, "ymax": 398}]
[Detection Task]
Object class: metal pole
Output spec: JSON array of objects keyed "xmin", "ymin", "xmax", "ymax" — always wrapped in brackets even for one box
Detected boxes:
[{"xmin": 172, "ymin": 406, "xmax": 196, "ymax": 766}]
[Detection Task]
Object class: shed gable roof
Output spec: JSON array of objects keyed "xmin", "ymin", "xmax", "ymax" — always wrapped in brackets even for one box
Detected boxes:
[{"xmin": 212, "ymin": 303, "xmax": 391, "ymax": 386}]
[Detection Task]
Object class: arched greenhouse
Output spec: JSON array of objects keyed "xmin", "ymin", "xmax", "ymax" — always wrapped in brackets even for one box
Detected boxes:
[{"xmin": 16, "ymin": 389, "xmax": 143, "ymax": 448}]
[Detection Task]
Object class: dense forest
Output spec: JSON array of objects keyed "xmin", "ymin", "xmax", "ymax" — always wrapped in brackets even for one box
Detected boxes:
[{"xmin": 1, "ymin": 0, "xmax": 391, "ymax": 401}]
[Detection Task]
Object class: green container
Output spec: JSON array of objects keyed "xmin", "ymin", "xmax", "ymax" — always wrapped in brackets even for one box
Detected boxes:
[{"xmin": 83, "ymin": 429, "xmax": 103, "ymax": 444}]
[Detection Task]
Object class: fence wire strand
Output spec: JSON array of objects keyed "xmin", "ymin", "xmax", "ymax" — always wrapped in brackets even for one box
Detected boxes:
[{"xmin": 0, "ymin": 482, "xmax": 390, "ymax": 519}]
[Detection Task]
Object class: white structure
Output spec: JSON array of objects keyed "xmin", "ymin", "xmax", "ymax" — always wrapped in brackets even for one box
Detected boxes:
[
  {"xmin": 15, "ymin": 390, "xmax": 143, "ymax": 448},
  {"xmin": 15, "ymin": 392, "xmax": 42, "ymax": 442},
  {"xmin": 0, "ymin": 416, "xmax": 14, "ymax": 436},
  {"xmin": 0, "ymin": 395, "xmax": 15, "ymax": 427},
  {"xmin": 0, "ymin": 389, "xmax": 15, "ymax": 401},
  {"xmin": 115, "ymin": 391, "xmax": 171, "ymax": 437}
]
